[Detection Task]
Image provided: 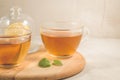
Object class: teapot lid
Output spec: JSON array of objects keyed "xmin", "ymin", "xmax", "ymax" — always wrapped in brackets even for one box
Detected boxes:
[{"xmin": 0, "ymin": 7, "xmax": 32, "ymax": 36}]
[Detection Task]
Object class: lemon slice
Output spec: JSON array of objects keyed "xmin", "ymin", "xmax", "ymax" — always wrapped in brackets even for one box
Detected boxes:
[{"xmin": 5, "ymin": 23, "xmax": 30, "ymax": 36}]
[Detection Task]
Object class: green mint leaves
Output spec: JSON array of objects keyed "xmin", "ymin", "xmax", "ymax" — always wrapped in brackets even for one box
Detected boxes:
[
  {"xmin": 52, "ymin": 60, "xmax": 63, "ymax": 66},
  {"xmin": 38, "ymin": 58, "xmax": 51, "ymax": 68},
  {"xmin": 38, "ymin": 58, "xmax": 63, "ymax": 68}
]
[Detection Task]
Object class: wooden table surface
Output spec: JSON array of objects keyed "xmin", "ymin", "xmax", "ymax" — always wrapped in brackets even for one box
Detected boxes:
[{"xmin": 0, "ymin": 47, "xmax": 85, "ymax": 80}]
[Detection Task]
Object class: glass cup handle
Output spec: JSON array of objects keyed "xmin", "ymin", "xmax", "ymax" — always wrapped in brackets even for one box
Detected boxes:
[{"xmin": 81, "ymin": 27, "xmax": 89, "ymax": 46}]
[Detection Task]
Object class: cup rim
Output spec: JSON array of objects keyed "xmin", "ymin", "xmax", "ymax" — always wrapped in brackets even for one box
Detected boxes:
[{"xmin": 40, "ymin": 21, "xmax": 84, "ymax": 31}]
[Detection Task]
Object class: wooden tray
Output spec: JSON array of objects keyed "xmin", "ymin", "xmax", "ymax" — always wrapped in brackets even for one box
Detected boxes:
[{"xmin": 0, "ymin": 47, "xmax": 85, "ymax": 80}]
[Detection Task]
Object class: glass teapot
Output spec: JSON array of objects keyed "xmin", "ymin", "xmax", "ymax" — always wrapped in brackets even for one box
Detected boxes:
[{"xmin": 0, "ymin": 7, "xmax": 39, "ymax": 53}]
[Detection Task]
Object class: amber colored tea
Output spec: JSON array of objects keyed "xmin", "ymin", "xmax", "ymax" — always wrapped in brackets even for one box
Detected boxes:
[
  {"xmin": 41, "ymin": 32, "xmax": 82, "ymax": 57},
  {"xmin": 0, "ymin": 37, "xmax": 30, "ymax": 66}
]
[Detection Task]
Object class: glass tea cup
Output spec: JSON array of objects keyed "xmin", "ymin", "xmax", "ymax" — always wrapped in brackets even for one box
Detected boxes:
[{"xmin": 40, "ymin": 21, "xmax": 88, "ymax": 58}]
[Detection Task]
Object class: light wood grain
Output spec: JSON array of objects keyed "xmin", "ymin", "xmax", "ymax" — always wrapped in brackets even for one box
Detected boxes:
[{"xmin": 0, "ymin": 48, "xmax": 85, "ymax": 80}]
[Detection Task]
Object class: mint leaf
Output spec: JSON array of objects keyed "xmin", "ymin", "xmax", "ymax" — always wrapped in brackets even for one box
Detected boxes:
[
  {"xmin": 52, "ymin": 60, "xmax": 63, "ymax": 66},
  {"xmin": 38, "ymin": 58, "xmax": 51, "ymax": 68}
]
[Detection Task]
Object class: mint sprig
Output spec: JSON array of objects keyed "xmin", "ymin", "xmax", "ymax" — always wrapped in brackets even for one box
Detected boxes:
[
  {"xmin": 38, "ymin": 58, "xmax": 51, "ymax": 68},
  {"xmin": 38, "ymin": 58, "xmax": 63, "ymax": 68},
  {"xmin": 52, "ymin": 60, "xmax": 63, "ymax": 66}
]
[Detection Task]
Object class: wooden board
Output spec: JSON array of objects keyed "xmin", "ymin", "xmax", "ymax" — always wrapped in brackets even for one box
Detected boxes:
[{"xmin": 0, "ymin": 47, "xmax": 85, "ymax": 80}]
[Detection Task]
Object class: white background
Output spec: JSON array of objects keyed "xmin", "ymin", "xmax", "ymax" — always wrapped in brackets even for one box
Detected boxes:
[{"xmin": 0, "ymin": 0, "xmax": 120, "ymax": 38}]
